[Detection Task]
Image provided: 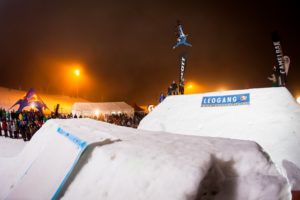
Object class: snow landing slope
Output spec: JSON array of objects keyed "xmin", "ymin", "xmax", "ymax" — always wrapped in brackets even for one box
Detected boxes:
[
  {"xmin": 0, "ymin": 119, "xmax": 290, "ymax": 199},
  {"xmin": 139, "ymin": 87, "xmax": 300, "ymax": 190}
]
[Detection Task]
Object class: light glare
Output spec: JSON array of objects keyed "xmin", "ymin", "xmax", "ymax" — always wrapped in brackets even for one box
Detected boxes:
[
  {"xmin": 74, "ymin": 69, "xmax": 80, "ymax": 76},
  {"xmin": 297, "ymin": 96, "xmax": 300, "ymax": 104}
]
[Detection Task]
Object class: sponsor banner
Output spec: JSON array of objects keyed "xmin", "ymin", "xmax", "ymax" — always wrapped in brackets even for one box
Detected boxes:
[
  {"xmin": 201, "ymin": 93, "xmax": 250, "ymax": 107},
  {"xmin": 272, "ymin": 31, "xmax": 286, "ymax": 86},
  {"xmin": 179, "ymin": 55, "xmax": 186, "ymax": 83}
]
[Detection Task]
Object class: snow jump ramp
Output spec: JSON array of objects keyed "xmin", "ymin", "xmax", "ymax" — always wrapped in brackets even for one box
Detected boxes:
[
  {"xmin": 0, "ymin": 119, "xmax": 120, "ymax": 199},
  {"xmin": 139, "ymin": 87, "xmax": 300, "ymax": 191},
  {"xmin": 0, "ymin": 118, "xmax": 291, "ymax": 199}
]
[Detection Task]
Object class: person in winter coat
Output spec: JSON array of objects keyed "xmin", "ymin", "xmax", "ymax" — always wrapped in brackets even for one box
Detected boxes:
[
  {"xmin": 1, "ymin": 110, "xmax": 6, "ymax": 121},
  {"xmin": 167, "ymin": 85, "xmax": 172, "ymax": 96},
  {"xmin": 11, "ymin": 121, "xmax": 17, "ymax": 139},
  {"xmin": 171, "ymin": 81, "xmax": 178, "ymax": 95},
  {"xmin": 7, "ymin": 112, "xmax": 11, "ymax": 121},
  {"xmin": 7, "ymin": 121, "xmax": 12, "ymax": 138},
  {"xmin": 179, "ymin": 81, "xmax": 184, "ymax": 95},
  {"xmin": 159, "ymin": 93, "xmax": 166, "ymax": 103},
  {"xmin": 2, "ymin": 120, "xmax": 8, "ymax": 137},
  {"xmin": 20, "ymin": 121, "xmax": 27, "ymax": 141},
  {"xmin": 18, "ymin": 113, "xmax": 23, "ymax": 121},
  {"xmin": 0, "ymin": 121, "xmax": 2, "ymax": 136}
]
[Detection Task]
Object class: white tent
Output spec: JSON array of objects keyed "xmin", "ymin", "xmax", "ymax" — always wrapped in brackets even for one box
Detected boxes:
[{"xmin": 72, "ymin": 102, "xmax": 134, "ymax": 118}]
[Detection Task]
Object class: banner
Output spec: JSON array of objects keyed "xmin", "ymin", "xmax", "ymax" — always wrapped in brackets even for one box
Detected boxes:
[
  {"xmin": 272, "ymin": 31, "xmax": 286, "ymax": 86},
  {"xmin": 179, "ymin": 54, "xmax": 187, "ymax": 84},
  {"xmin": 201, "ymin": 93, "xmax": 250, "ymax": 107},
  {"xmin": 178, "ymin": 54, "xmax": 187, "ymax": 94}
]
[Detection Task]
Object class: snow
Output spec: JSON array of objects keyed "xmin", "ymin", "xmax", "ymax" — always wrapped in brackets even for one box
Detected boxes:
[
  {"xmin": 0, "ymin": 118, "xmax": 290, "ymax": 199},
  {"xmin": 0, "ymin": 137, "xmax": 26, "ymax": 157},
  {"xmin": 139, "ymin": 87, "xmax": 300, "ymax": 192}
]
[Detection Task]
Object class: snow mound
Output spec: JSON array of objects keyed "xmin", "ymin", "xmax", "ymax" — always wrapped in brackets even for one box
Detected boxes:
[
  {"xmin": 139, "ymin": 87, "xmax": 300, "ymax": 191},
  {"xmin": 0, "ymin": 119, "xmax": 290, "ymax": 199}
]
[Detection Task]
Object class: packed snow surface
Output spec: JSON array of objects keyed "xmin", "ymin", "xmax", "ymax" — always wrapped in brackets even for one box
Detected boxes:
[
  {"xmin": 0, "ymin": 137, "xmax": 26, "ymax": 157},
  {"xmin": 0, "ymin": 118, "xmax": 290, "ymax": 199},
  {"xmin": 139, "ymin": 87, "xmax": 300, "ymax": 191}
]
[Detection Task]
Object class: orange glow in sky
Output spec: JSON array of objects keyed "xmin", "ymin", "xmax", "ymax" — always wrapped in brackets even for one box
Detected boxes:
[
  {"xmin": 185, "ymin": 81, "xmax": 208, "ymax": 94},
  {"xmin": 74, "ymin": 69, "xmax": 80, "ymax": 77},
  {"xmin": 297, "ymin": 96, "xmax": 300, "ymax": 104}
]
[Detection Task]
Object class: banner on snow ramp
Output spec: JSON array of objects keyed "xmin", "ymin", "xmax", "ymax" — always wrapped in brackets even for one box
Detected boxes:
[{"xmin": 201, "ymin": 93, "xmax": 250, "ymax": 107}]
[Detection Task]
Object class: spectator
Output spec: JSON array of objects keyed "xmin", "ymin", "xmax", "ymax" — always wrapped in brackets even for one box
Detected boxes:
[
  {"xmin": 179, "ymin": 80, "xmax": 184, "ymax": 95},
  {"xmin": 167, "ymin": 85, "xmax": 172, "ymax": 96},
  {"xmin": 171, "ymin": 80, "xmax": 178, "ymax": 95},
  {"xmin": 159, "ymin": 93, "xmax": 166, "ymax": 103},
  {"xmin": 2, "ymin": 120, "xmax": 7, "ymax": 137},
  {"xmin": 7, "ymin": 121, "xmax": 13, "ymax": 138},
  {"xmin": 12, "ymin": 121, "xmax": 17, "ymax": 139},
  {"xmin": 18, "ymin": 113, "xmax": 23, "ymax": 121}
]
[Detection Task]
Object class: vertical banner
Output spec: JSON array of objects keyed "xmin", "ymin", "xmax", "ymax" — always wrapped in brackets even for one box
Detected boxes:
[
  {"xmin": 179, "ymin": 54, "xmax": 187, "ymax": 94},
  {"xmin": 272, "ymin": 31, "xmax": 286, "ymax": 86}
]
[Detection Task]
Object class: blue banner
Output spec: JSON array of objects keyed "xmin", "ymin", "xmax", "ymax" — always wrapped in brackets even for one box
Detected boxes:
[
  {"xmin": 201, "ymin": 93, "xmax": 250, "ymax": 107},
  {"xmin": 57, "ymin": 127, "xmax": 87, "ymax": 149}
]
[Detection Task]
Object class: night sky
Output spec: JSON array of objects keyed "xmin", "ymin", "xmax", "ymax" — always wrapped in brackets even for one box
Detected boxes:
[{"xmin": 0, "ymin": 0, "xmax": 299, "ymax": 105}]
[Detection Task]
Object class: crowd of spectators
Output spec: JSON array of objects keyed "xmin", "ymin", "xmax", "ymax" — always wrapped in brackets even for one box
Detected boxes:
[
  {"xmin": 167, "ymin": 80, "xmax": 184, "ymax": 96},
  {"xmin": 159, "ymin": 80, "xmax": 185, "ymax": 103},
  {"xmin": 1, "ymin": 108, "xmax": 147, "ymax": 142},
  {"xmin": 104, "ymin": 112, "xmax": 146, "ymax": 128},
  {"xmin": 0, "ymin": 108, "xmax": 46, "ymax": 141},
  {"xmin": 80, "ymin": 111, "xmax": 146, "ymax": 128}
]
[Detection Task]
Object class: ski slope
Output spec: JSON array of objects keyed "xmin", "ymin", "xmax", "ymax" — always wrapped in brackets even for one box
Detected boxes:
[
  {"xmin": 139, "ymin": 87, "xmax": 300, "ymax": 191},
  {"xmin": 0, "ymin": 118, "xmax": 290, "ymax": 199}
]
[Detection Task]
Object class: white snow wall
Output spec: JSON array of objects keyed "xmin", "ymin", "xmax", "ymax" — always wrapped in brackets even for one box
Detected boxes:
[{"xmin": 139, "ymin": 87, "xmax": 300, "ymax": 190}]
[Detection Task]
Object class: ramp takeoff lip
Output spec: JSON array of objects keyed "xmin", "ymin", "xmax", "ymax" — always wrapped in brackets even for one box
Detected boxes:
[
  {"xmin": 52, "ymin": 127, "xmax": 121, "ymax": 200},
  {"xmin": 51, "ymin": 128, "xmax": 88, "ymax": 200}
]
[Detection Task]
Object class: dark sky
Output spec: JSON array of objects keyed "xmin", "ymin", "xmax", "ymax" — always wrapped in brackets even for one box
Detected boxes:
[{"xmin": 0, "ymin": 0, "xmax": 299, "ymax": 105}]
